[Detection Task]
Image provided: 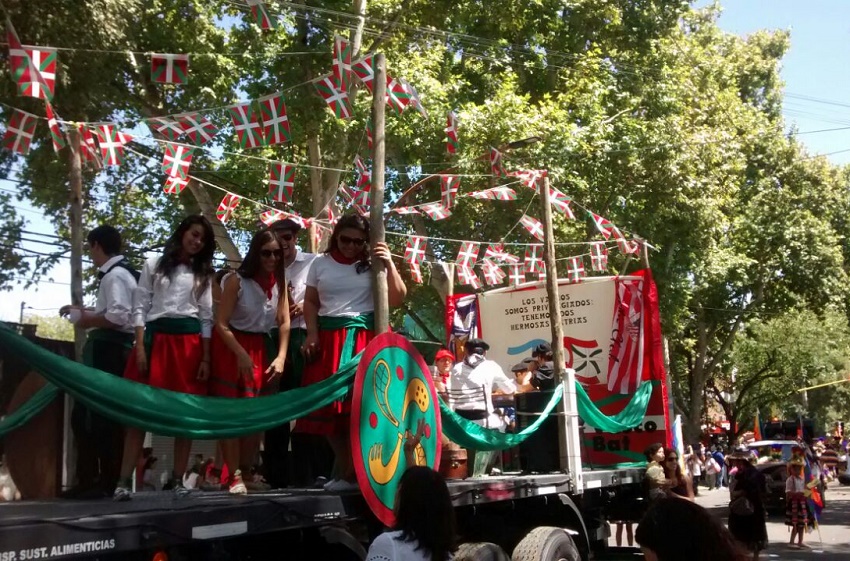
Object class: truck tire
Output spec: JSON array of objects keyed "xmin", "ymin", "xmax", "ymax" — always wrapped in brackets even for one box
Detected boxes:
[
  {"xmin": 511, "ymin": 526, "xmax": 581, "ymax": 561},
  {"xmin": 454, "ymin": 541, "xmax": 511, "ymax": 561}
]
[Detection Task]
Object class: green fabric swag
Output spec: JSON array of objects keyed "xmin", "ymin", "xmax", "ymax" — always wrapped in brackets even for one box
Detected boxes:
[
  {"xmin": 82, "ymin": 328, "xmax": 134, "ymax": 367},
  {"xmin": 440, "ymin": 385, "xmax": 565, "ymax": 451},
  {"xmin": 0, "ymin": 325, "xmax": 360, "ymax": 439},
  {"xmin": 438, "ymin": 380, "xmax": 655, "ymax": 452},
  {"xmin": 0, "ymin": 383, "xmax": 61, "ymax": 438},
  {"xmin": 318, "ymin": 313, "xmax": 374, "ymax": 364},
  {"xmin": 143, "ymin": 317, "xmax": 201, "ymax": 359}
]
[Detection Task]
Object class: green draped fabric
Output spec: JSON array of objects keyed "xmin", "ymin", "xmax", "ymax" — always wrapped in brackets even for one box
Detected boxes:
[
  {"xmin": 318, "ymin": 313, "xmax": 374, "ymax": 364},
  {"xmin": 439, "ymin": 385, "xmax": 565, "ymax": 451},
  {"xmin": 0, "ymin": 384, "xmax": 61, "ymax": 438},
  {"xmin": 0, "ymin": 326, "xmax": 360, "ymax": 439},
  {"xmin": 575, "ymin": 380, "xmax": 655, "ymax": 433}
]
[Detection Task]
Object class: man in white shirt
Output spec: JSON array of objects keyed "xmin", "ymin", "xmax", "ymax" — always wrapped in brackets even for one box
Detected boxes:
[
  {"xmin": 60, "ymin": 225, "xmax": 138, "ymax": 498},
  {"xmin": 265, "ymin": 219, "xmax": 331, "ymax": 487},
  {"xmin": 449, "ymin": 338, "xmax": 517, "ymax": 429}
]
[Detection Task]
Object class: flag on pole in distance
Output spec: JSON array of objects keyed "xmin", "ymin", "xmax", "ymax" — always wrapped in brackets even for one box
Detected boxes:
[{"xmin": 671, "ymin": 414, "xmax": 685, "ymax": 471}]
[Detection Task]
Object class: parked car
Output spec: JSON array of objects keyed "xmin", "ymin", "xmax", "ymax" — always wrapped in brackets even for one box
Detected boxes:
[{"xmin": 740, "ymin": 440, "xmax": 825, "ymax": 515}]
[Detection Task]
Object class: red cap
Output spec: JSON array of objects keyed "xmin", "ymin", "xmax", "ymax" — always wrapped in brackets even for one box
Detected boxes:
[{"xmin": 434, "ymin": 349, "xmax": 455, "ymax": 362}]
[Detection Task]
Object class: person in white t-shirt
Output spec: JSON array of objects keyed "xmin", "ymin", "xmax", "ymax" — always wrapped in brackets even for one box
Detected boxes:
[
  {"xmin": 114, "ymin": 215, "xmax": 215, "ymax": 501},
  {"xmin": 296, "ymin": 214, "xmax": 407, "ymax": 492},
  {"xmin": 449, "ymin": 338, "xmax": 516, "ymax": 430},
  {"xmin": 210, "ymin": 228, "xmax": 290, "ymax": 492}
]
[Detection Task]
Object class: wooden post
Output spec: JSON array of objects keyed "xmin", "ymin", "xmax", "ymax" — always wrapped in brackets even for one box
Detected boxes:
[
  {"xmin": 539, "ymin": 175, "xmax": 565, "ymax": 374},
  {"xmin": 67, "ymin": 128, "xmax": 85, "ymax": 361},
  {"xmin": 370, "ymin": 53, "xmax": 389, "ymax": 333}
]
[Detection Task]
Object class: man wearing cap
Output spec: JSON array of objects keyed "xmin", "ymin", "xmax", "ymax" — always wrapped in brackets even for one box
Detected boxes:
[
  {"xmin": 448, "ymin": 338, "xmax": 516, "ymax": 429},
  {"xmin": 431, "ymin": 348, "xmax": 455, "ymax": 397},
  {"xmin": 264, "ymin": 219, "xmax": 330, "ymax": 487},
  {"xmin": 529, "ymin": 342, "xmax": 556, "ymax": 390}
]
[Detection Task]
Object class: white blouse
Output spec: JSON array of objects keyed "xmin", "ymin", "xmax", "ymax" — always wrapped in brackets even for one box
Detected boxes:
[
  {"xmin": 366, "ymin": 531, "xmax": 453, "ymax": 561},
  {"xmin": 132, "ymin": 255, "xmax": 214, "ymax": 337},
  {"xmin": 226, "ymin": 274, "xmax": 279, "ymax": 333},
  {"xmin": 285, "ymin": 249, "xmax": 317, "ymax": 330},
  {"xmin": 306, "ymin": 254, "xmax": 373, "ymax": 317},
  {"xmin": 95, "ymin": 254, "xmax": 137, "ymax": 334}
]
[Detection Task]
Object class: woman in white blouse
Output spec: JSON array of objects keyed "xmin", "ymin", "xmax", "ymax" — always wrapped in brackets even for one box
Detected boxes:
[
  {"xmin": 211, "ymin": 228, "xmax": 290, "ymax": 491},
  {"xmin": 114, "ymin": 215, "xmax": 215, "ymax": 501}
]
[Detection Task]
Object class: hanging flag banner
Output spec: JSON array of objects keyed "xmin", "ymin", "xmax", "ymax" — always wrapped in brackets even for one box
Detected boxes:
[
  {"xmin": 455, "ymin": 242, "xmax": 480, "ymax": 268},
  {"xmin": 6, "ymin": 21, "xmax": 55, "ymax": 101},
  {"xmin": 445, "ymin": 111, "xmax": 459, "ymax": 155},
  {"xmin": 258, "ymin": 92, "xmax": 291, "ymax": 145},
  {"xmin": 567, "ymin": 256, "xmax": 586, "ymax": 283},
  {"xmin": 490, "ymin": 147, "xmax": 505, "ymax": 177},
  {"xmin": 260, "ymin": 209, "xmax": 286, "ymax": 225},
  {"xmin": 466, "ymin": 186, "xmax": 517, "ymax": 201},
  {"xmin": 268, "ymin": 162, "xmax": 295, "ymax": 203},
  {"xmin": 537, "ymin": 261, "xmax": 547, "ymax": 282},
  {"xmin": 457, "ymin": 265, "xmax": 481, "ymax": 288},
  {"xmin": 523, "ymin": 244, "xmax": 543, "ymax": 273},
  {"xmin": 440, "ymin": 175, "xmax": 459, "ymax": 208},
  {"xmin": 617, "ymin": 237, "xmax": 640, "ymax": 255},
  {"xmin": 420, "ymin": 202, "xmax": 451, "ymax": 221},
  {"xmin": 508, "ymin": 169, "xmax": 547, "ymax": 190},
  {"xmin": 246, "ymin": 0, "xmax": 278, "ymax": 29},
  {"xmin": 352, "ymin": 56, "xmax": 375, "ymax": 93},
  {"xmin": 549, "ymin": 188, "xmax": 575, "ymax": 218},
  {"xmin": 354, "ymin": 155, "xmax": 372, "ymax": 191},
  {"xmin": 216, "ymin": 192, "xmax": 241, "ymax": 224},
  {"xmin": 315, "ymin": 76, "xmax": 353, "ymax": 119},
  {"xmin": 332, "ymin": 35, "xmax": 352, "ymax": 92},
  {"xmin": 150, "ymin": 53, "xmax": 189, "ymax": 84},
  {"xmin": 176, "ymin": 112, "xmax": 218, "ymax": 146},
  {"xmin": 163, "ymin": 175, "xmax": 189, "ymax": 195},
  {"xmin": 590, "ymin": 242, "xmax": 608, "ymax": 272},
  {"xmin": 392, "ymin": 207, "xmax": 420, "ymax": 215},
  {"xmin": 404, "ymin": 80, "xmax": 428, "ymax": 118},
  {"xmin": 45, "ymin": 102, "xmax": 66, "ymax": 153},
  {"xmin": 365, "ymin": 117, "xmax": 374, "ymax": 150},
  {"xmin": 80, "ymin": 125, "xmax": 101, "ymax": 166},
  {"xmin": 92, "ymin": 123, "xmax": 125, "ymax": 166},
  {"xmin": 2, "ymin": 109, "xmax": 37, "ymax": 155},
  {"xmin": 147, "ymin": 117, "xmax": 184, "ymax": 141},
  {"xmin": 161, "ymin": 143, "xmax": 194, "ymax": 179},
  {"xmin": 519, "ymin": 214, "xmax": 544, "ymax": 241},
  {"xmin": 484, "ymin": 243, "xmax": 519, "ymax": 264},
  {"xmin": 386, "ymin": 77, "xmax": 412, "ymax": 114},
  {"xmin": 409, "ymin": 261, "xmax": 424, "ymax": 284},
  {"xmin": 481, "ymin": 259, "xmax": 506, "ymax": 286},
  {"xmin": 227, "ymin": 102, "xmax": 264, "ymax": 148},
  {"xmin": 590, "ymin": 211, "xmax": 620, "ymax": 241},
  {"xmin": 508, "ymin": 263, "xmax": 525, "ymax": 287},
  {"xmin": 404, "ymin": 236, "xmax": 427, "ymax": 265}
]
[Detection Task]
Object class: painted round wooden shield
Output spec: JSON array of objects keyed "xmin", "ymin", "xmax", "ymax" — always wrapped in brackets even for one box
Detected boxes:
[{"xmin": 351, "ymin": 332, "xmax": 442, "ymax": 526}]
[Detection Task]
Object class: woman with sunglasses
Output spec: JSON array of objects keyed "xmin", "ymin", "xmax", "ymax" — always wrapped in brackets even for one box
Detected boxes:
[
  {"xmin": 663, "ymin": 448, "xmax": 695, "ymax": 500},
  {"xmin": 296, "ymin": 214, "xmax": 407, "ymax": 492},
  {"xmin": 210, "ymin": 228, "xmax": 290, "ymax": 491}
]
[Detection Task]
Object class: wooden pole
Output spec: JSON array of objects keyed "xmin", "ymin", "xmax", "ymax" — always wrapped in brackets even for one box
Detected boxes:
[
  {"xmin": 67, "ymin": 128, "xmax": 85, "ymax": 361},
  {"xmin": 370, "ymin": 53, "xmax": 389, "ymax": 333},
  {"xmin": 539, "ymin": 175, "xmax": 565, "ymax": 374}
]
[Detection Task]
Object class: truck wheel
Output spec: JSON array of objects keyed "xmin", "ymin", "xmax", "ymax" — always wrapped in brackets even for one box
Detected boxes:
[
  {"xmin": 511, "ymin": 527, "xmax": 581, "ymax": 561},
  {"xmin": 454, "ymin": 541, "xmax": 511, "ymax": 561}
]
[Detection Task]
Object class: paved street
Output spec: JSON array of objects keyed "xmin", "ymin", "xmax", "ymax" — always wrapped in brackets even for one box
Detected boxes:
[{"xmin": 694, "ymin": 483, "xmax": 850, "ymax": 560}]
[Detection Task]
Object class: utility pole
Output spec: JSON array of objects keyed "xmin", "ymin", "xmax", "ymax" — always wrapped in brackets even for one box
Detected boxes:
[
  {"xmin": 19, "ymin": 301, "xmax": 25, "ymax": 324},
  {"xmin": 68, "ymin": 127, "xmax": 85, "ymax": 361},
  {"xmin": 370, "ymin": 54, "xmax": 389, "ymax": 334}
]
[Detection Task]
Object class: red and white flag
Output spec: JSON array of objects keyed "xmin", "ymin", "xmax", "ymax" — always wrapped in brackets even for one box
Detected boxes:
[
  {"xmin": 227, "ymin": 102, "xmax": 263, "ymax": 148},
  {"xmin": 549, "ymin": 188, "xmax": 575, "ymax": 218},
  {"xmin": 441, "ymin": 175, "xmax": 459, "ymax": 208},
  {"xmin": 524, "ymin": 245, "xmax": 543, "ymax": 273},
  {"xmin": 92, "ymin": 123, "xmax": 125, "ymax": 166},
  {"xmin": 354, "ymin": 155, "xmax": 371, "ymax": 191},
  {"xmin": 260, "ymin": 209, "xmax": 286, "ymax": 226},
  {"xmin": 617, "ymin": 236, "xmax": 640, "ymax": 255},
  {"xmin": 386, "ymin": 77, "xmax": 412, "ymax": 114},
  {"xmin": 508, "ymin": 169, "xmax": 547, "ymax": 191},
  {"xmin": 45, "ymin": 102, "xmax": 65, "ymax": 153},
  {"xmin": 163, "ymin": 176, "xmax": 189, "ymax": 195},
  {"xmin": 258, "ymin": 92, "xmax": 290, "ymax": 146},
  {"xmin": 607, "ymin": 279, "xmax": 645, "ymax": 395},
  {"xmin": 490, "ymin": 147, "xmax": 505, "ymax": 177},
  {"xmin": 150, "ymin": 53, "xmax": 189, "ymax": 84},
  {"xmin": 268, "ymin": 163, "xmax": 295, "ymax": 203},
  {"xmin": 409, "ymin": 262, "xmax": 424, "ymax": 284},
  {"xmin": 176, "ymin": 112, "xmax": 218, "ymax": 145},
  {"xmin": 420, "ymin": 202, "xmax": 451, "ymax": 221},
  {"xmin": 332, "ymin": 35, "xmax": 352, "ymax": 92},
  {"xmin": 161, "ymin": 143, "xmax": 194, "ymax": 179},
  {"xmin": 393, "ymin": 206, "xmax": 420, "ymax": 215},
  {"xmin": 1, "ymin": 109, "xmax": 36, "ymax": 154},
  {"xmin": 508, "ymin": 263, "xmax": 525, "ymax": 287},
  {"xmin": 216, "ymin": 193, "xmax": 241, "ymax": 224},
  {"xmin": 589, "ymin": 212, "xmax": 621, "ymax": 240},
  {"xmin": 485, "ymin": 243, "xmax": 520, "ymax": 264},
  {"xmin": 147, "ymin": 117, "xmax": 184, "ymax": 141},
  {"xmin": 520, "ymin": 214, "xmax": 544, "ymax": 241},
  {"xmin": 6, "ymin": 20, "xmax": 55, "ymax": 100},
  {"xmin": 445, "ymin": 111, "xmax": 459, "ymax": 155},
  {"xmin": 457, "ymin": 265, "xmax": 481, "ymax": 288},
  {"xmin": 80, "ymin": 125, "xmax": 100, "ymax": 165},
  {"xmin": 315, "ymin": 76, "xmax": 352, "ymax": 119},
  {"xmin": 567, "ymin": 256, "xmax": 586, "ymax": 283},
  {"xmin": 352, "ymin": 56, "xmax": 375, "ymax": 92},
  {"xmin": 455, "ymin": 241, "xmax": 480, "ymax": 267},
  {"xmin": 536, "ymin": 261, "xmax": 546, "ymax": 282},
  {"xmin": 404, "ymin": 236, "xmax": 427, "ymax": 264},
  {"xmin": 590, "ymin": 241, "xmax": 608, "ymax": 272},
  {"xmin": 481, "ymin": 259, "xmax": 505, "ymax": 286}
]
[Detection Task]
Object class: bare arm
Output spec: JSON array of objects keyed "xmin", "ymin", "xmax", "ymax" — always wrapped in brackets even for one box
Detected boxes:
[
  {"xmin": 373, "ymin": 242, "xmax": 407, "ymax": 307},
  {"xmin": 266, "ymin": 286, "xmax": 290, "ymax": 381},
  {"xmin": 302, "ymin": 286, "xmax": 321, "ymax": 360},
  {"xmin": 215, "ymin": 275, "xmax": 254, "ymax": 378}
]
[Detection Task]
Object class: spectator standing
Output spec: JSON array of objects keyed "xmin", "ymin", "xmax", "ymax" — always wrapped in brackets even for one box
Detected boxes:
[
  {"xmin": 785, "ymin": 458, "xmax": 810, "ymax": 549},
  {"xmin": 727, "ymin": 449, "xmax": 768, "ymax": 560},
  {"xmin": 664, "ymin": 448, "xmax": 694, "ymax": 501}
]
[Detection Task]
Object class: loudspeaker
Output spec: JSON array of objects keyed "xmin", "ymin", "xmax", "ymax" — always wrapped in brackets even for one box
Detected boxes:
[{"xmin": 516, "ymin": 391, "xmax": 560, "ymax": 473}]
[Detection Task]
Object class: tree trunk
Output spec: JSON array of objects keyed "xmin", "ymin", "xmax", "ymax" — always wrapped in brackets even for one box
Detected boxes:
[{"xmin": 186, "ymin": 179, "xmax": 242, "ymax": 265}]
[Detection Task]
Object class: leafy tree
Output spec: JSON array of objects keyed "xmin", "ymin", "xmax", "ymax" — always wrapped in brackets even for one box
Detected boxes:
[{"xmin": 23, "ymin": 313, "xmax": 74, "ymax": 342}]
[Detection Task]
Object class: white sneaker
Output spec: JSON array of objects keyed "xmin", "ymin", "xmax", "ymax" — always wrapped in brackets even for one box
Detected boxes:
[{"xmin": 113, "ymin": 486, "xmax": 131, "ymax": 502}]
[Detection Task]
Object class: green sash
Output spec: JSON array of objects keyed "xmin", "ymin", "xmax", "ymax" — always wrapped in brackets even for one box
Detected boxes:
[
  {"xmin": 318, "ymin": 313, "xmax": 374, "ymax": 365},
  {"xmin": 143, "ymin": 317, "xmax": 201, "ymax": 359}
]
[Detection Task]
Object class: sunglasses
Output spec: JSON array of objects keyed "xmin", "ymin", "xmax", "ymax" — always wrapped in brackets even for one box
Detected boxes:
[
  {"xmin": 338, "ymin": 235, "xmax": 367, "ymax": 247},
  {"xmin": 260, "ymin": 249, "xmax": 283, "ymax": 259}
]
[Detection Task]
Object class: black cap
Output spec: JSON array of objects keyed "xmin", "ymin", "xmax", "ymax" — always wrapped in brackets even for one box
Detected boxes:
[
  {"xmin": 464, "ymin": 338, "xmax": 490, "ymax": 353},
  {"xmin": 511, "ymin": 362, "xmax": 529, "ymax": 373},
  {"xmin": 270, "ymin": 218, "xmax": 302, "ymax": 233},
  {"xmin": 522, "ymin": 356, "xmax": 536, "ymax": 364},
  {"xmin": 533, "ymin": 342, "xmax": 552, "ymax": 357}
]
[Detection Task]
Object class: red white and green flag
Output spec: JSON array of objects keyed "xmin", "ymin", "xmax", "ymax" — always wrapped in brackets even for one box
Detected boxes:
[
  {"xmin": 268, "ymin": 162, "xmax": 295, "ymax": 203},
  {"xmin": 352, "ymin": 188, "xmax": 371, "ymax": 208},
  {"xmin": 445, "ymin": 111, "xmax": 458, "ymax": 155},
  {"xmin": 589, "ymin": 211, "xmax": 620, "ymax": 240},
  {"xmin": 440, "ymin": 175, "xmax": 459, "ymax": 208},
  {"xmin": 519, "ymin": 214, "xmax": 544, "ymax": 241},
  {"xmin": 163, "ymin": 176, "xmax": 189, "ymax": 195},
  {"xmin": 617, "ymin": 236, "xmax": 640, "ymax": 255},
  {"xmin": 216, "ymin": 192, "xmax": 241, "ymax": 224},
  {"xmin": 332, "ymin": 35, "xmax": 352, "ymax": 92},
  {"xmin": 315, "ymin": 76, "xmax": 352, "ymax": 120},
  {"xmin": 567, "ymin": 256, "xmax": 586, "ymax": 283},
  {"xmin": 409, "ymin": 262, "xmax": 424, "ymax": 284},
  {"xmin": 161, "ymin": 143, "xmax": 194, "ymax": 180},
  {"xmin": 176, "ymin": 112, "xmax": 217, "ymax": 146},
  {"xmin": 466, "ymin": 186, "xmax": 516, "ymax": 201},
  {"xmin": 420, "ymin": 202, "xmax": 451, "ymax": 221},
  {"xmin": 490, "ymin": 147, "xmax": 506, "ymax": 177},
  {"xmin": 246, "ymin": 0, "xmax": 278, "ymax": 29},
  {"xmin": 2, "ymin": 109, "xmax": 37, "ymax": 155},
  {"xmin": 260, "ymin": 209, "xmax": 286, "ymax": 226},
  {"xmin": 258, "ymin": 92, "xmax": 291, "ymax": 146},
  {"xmin": 524, "ymin": 244, "xmax": 543, "ymax": 273},
  {"xmin": 146, "ymin": 117, "xmax": 184, "ymax": 141},
  {"xmin": 485, "ymin": 243, "xmax": 519, "ymax": 264},
  {"xmin": 508, "ymin": 169, "xmax": 547, "ymax": 191},
  {"xmin": 457, "ymin": 265, "xmax": 481, "ymax": 289},
  {"xmin": 354, "ymin": 155, "xmax": 371, "ymax": 191},
  {"xmin": 45, "ymin": 102, "xmax": 66, "ymax": 153},
  {"xmin": 536, "ymin": 261, "xmax": 547, "ymax": 282},
  {"xmin": 386, "ymin": 77, "xmax": 412, "ymax": 114},
  {"xmin": 150, "ymin": 53, "xmax": 189, "ymax": 84},
  {"xmin": 404, "ymin": 80, "xmax": 428, "ymax": 118},
  {"xmin": 6, "ymin": 20, "xmax": 55, "ymax": 101},
  {"xmin": 549, "ymin": 188, "xmax": 575, "ymax": 218},
  {"xmin": 481, "ymin": 259, "xmax": 505, "ymax": 286},
  {"xmin": 509, "ymin": 263, "xmax": 525, "ymax": 287},
  {"xmin": 227, "ymin": 102, "xmax": 263, "ymax": 148},
  {"xmin": 365, "ymin": 117, "xmax": 373, "ymax": 150},
  {"xmin": 392, "ymin": 206, "xmax": 420, "ymax": 215},
  {"xmin": 590, "ymin": 241, "xmax": 608, "ymax": 272},
  {"xmin": 352, "ymin": 56, "xmax": 375, "ymax": 93},
  {"xmin": 92, "ymin": 123, "xmax": 125, "ymax": 166},
  {"xmin": 404, "ymin": 236, "xmax": 427, "ymax": 264},
  {"xmin": 456, "ymin": 241, "xmax": 479, "ymax": 267},
  {"xmin": 80, "ymin": 125, "xmax": 101, "ymax": 165}
]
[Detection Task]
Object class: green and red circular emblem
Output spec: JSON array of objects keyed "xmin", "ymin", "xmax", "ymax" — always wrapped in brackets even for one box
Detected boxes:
[{"xmin": 351, "ymin": 332, "xmax": 442, "ymax": 526}]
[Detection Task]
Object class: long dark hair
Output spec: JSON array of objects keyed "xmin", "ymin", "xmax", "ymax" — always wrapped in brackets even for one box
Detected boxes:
[
  {"xmin": 237, "ymin": 228, "xmax": 286, "ymax": 288},
  {"xmin": 394, "ymin": 467, "xmax": 456, "ymax": 561},
  {"xmin": 663, "ymin": 447, "xmax": 687, "ymax": 482},
  {"xmin": 155, "ymin": 215, "xmax": 215, "ymax": 298},
  {"xmin": 636, "ymin": 499, "xmax": 750, "ymax": 561},
  {"xmin": 325, "ymin": 213, "xmax": 371, "ymax": 274}
]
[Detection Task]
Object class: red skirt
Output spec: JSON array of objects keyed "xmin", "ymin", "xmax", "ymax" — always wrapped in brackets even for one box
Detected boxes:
[
  {"xmin": 209, "ymin": 329, "xmax": 268, "ymax": 398},
  {"xmin": 124, "ymin": 332, "xmax": 207, "ymax": 396},
  {"xmin": 294, "ymin": 326, "xmax": 373, "ymax": 436}
]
